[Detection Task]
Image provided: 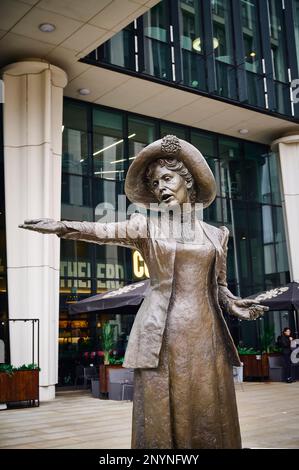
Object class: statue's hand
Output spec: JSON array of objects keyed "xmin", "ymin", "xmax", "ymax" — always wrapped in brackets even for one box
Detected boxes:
[
  {"xmin": 19, "ymin": 218, "xmax": 66, "ymax": 235},
  {"xmin": 230, "ymin": 298, "xmax": 269, "ymax": 320}
]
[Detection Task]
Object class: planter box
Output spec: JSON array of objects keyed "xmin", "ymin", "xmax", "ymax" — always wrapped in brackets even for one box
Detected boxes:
[
  {"xmin": 0, "ymin": 370, "xmax": 39, "ymax": 404},
  {"xmin": 240, "ymin": 353, "xmax": 281, "ymax": 379},
  {"xmin": 99, "ymin": 364, "xmax": 123, "ymax": 395}
]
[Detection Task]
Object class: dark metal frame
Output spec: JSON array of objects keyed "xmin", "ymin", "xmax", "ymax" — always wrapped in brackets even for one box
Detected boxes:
[
  {"xmin": 80, "ymin": 0, "xmax": 299, "ymax": 124},
  {"xmin": 1, "ymin": 318, "xmax": 40, "ymax": 407}
]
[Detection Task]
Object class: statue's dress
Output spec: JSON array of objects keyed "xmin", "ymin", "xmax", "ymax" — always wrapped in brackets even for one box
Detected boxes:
[{"xmin": 132, "ymin": 232, "xmax": 242, "ymax": 449}]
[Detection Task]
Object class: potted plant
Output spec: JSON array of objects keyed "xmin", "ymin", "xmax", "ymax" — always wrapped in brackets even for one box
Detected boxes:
[
  {"xmin": 238, "ymin": 327, "xmax": 282, "ymax": 379},
  {"xmin": 0, "ymin": 363, "xmax": 40, "ymax": 406},
  {"xmin": 102, "ymin": 322, "xmax": 115, "ymax": 366},
  {"xmin": 99, "ymin": 323, "xmax": 124, "ymax": 396}
]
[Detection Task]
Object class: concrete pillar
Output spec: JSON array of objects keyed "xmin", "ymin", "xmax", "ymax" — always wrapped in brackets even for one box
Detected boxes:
[
  {"xmin": 1, "ymin": 60, "xmax": 67, "ymax": 401},
  {"xmin": 272, "ymin": 134, "xmax": 299, "ymax": 282}
]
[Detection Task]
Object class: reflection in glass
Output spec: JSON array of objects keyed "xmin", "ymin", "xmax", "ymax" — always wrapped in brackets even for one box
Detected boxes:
[
  {"xmin": 219, "ymin": 139, "xmax": 243, "ymax": 200},
  {"xmin": 93, "ymin": 178, "xmax": 125, "ymax": 216},
  {"xmin": 96, "ymin": 245, "xmax": 129, "ymax": 292},
  {"xmin": 99, "ymin": 26, "xmax": 135, "ymax": 70},
  {"xmin": 143, "ymin": 1, "xmax": 168, "ymax": 42},
  {"xmin": 60, "ymin": 240, "xmax": 92, "ymax": 294},
  {"xmin": 241, "ymin": 0, "xmax": 262, "ymax": 73},
  {"xmin": 179, "ymin": 0, "xmax": 206, "ymax": 90},
  {"xmin": 212, "ymin": 0, "xmax": 237, "ymax": 98},
  {"xmin": 262, "ymin": 205, "xmax": 274, "ymax": 244},
  {"xmin": 268, "ymin": 152, "xmax": 281, "ymax": 205},
  {"xmin": 191, "ymin": 131, "xmax": 215, "ymax": 158},
  {"xmin": 273, "ymin": 206, "xmax": 288, "ymax": 273},
  {"xmin": 211, "ymin": 0, "xmax": 234, "ymax": 65},
  {"xmin": 268, "ymin": 0, "xmax": 288, "ymax": 83},
  {"xmin": 61, "ymin": 174, "xmax": 93, "ymax": 222},
  {"xmin": 128, "ymin": 117, "xmax": 156, "ymax": 162},
  {"xmin": 64, "ymin": 101, "xmax": 87, "ymax": 131},
  {"xmin": 143, "ymin": 2, "xmax": 172, "ymax": 80},
  {"xmin": 248, "ymin": 204, "xmax": 264, "ymax": 287},
  {"xmin": 160, "ymin": 124, "xmax": 187, "ymax": 140},
  {"xmin": 62, "ymin": 128, "xmax": 89, "ymax": 175},
  {"xmin": 243, "ymin": 144, "xmax": 271, "ymax": 203},
  {"xmin": 93, "ymin": 109, "xmax": 125, "ymax": 181}
]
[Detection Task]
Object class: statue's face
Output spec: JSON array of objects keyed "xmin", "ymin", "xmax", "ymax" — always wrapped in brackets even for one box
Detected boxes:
[{"xmin": 149, "ymin": 164, "xmax": 190, "ymax": 207}]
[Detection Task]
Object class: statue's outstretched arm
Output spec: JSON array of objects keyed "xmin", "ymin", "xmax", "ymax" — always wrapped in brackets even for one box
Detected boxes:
[
  {"xmin": 217, "ymin": 226, "xmax": 268, "ymax": 320},
  {"xmin": 19, "ymin": 214, "xmax": 148, "ymax": 251}
]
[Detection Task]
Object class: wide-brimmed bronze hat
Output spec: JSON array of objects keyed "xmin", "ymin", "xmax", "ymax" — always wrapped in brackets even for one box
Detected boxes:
[{"xmin": 125, "ymin": 135, "xmax": 216, "ymax": 208}]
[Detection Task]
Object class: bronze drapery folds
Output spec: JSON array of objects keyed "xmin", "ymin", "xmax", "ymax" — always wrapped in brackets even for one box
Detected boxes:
[{"xmin": 20, "ymin": 135, "xmax": 268, "ymax": 449}]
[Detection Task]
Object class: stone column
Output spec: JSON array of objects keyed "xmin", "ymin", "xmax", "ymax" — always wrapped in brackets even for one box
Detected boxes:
[
  {"xmin": 272, "ymin": 134, "xmax": 299, "ymax": 282},
  {"xmin": 1, "ymin": 60, "xmax": 67, "ymax": 401}
]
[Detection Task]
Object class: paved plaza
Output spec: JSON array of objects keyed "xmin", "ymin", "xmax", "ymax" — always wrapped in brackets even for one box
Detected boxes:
[{"xmin": 0, "ymin": 382, "xmax": 299, "ymax": 449}]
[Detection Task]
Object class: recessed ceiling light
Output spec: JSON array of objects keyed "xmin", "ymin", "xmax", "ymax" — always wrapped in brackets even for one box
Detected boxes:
[
  {"xmin": 39, "ymin": 23, "xmax": 56, "ymax": 33},
  {"xmin": 239, "ymin": 128, "xmax": 249, "ymax": 135},
  {"xmin": 78, "ymin": 88, "xmax": 91, "ymax": 96}
]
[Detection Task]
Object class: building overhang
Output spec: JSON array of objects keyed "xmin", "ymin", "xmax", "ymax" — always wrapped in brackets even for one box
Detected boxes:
[
  {"xmin": 0, "ymin": 0, "xmax": 160, "ymax": 81},
  {"xmin": 65, "ymin": 65, "xmax": 299, "ymax": 145}
]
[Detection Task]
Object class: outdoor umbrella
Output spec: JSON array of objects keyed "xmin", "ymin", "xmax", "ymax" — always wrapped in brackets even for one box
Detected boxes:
[
  {"xmin": 68, "ymin": 279, "xmax": 151, "ymax": 315},
  {"xmin": 249, "ymin": 282, "xmax": 299, "ymax": 310},
  {"xmin": 250, "ymin": 281, "xmax": 299, "ymax": 335}
]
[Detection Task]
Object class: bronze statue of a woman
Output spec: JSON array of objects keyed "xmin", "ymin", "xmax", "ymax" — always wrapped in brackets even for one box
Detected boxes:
[{"xmin": 20, "ymin": 135, "xmax": 267, "ymax": 449}]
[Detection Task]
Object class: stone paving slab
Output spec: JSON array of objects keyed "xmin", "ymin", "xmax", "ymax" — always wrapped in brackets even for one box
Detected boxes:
[{"xmin": 0, "ymin": 383, "xmax": 298, "ymax": 449}]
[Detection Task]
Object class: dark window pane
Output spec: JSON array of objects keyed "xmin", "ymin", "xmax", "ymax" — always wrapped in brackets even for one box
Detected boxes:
[
  {"xmin": 218, "ymin": 139, "xmax": 243, "ymax": 200},
  {"xmin": 204, "ymin": 196, "xmax": 223, "ymax": 223},
  {"xmin": 62, "ymin": 128, "xmax": 89, "ymax": 176},
  {"xmin": 179, "ymin": 0, "xmax": 206, "ymax": 90},
  {"xmin": 99, "ymin": 27, "xmax": 135, "ymax": 70},
  {"xmin": 128, "ymin": 117, "xmax": 156, "ymax": 159},
  {"xmin": 269, "ymin": 152, "xmax": 281, "ymax": 205},
  {"xmin": 93, "ymin": 109, "xmax": 125, "ymax": 181},
  {"xmin": 63, "ymin": 101, "xmax": 87, "ymax": 131},
  {"xmin": 93, "ymin": 177, "xmax": 125, "ymax": 215},
  {"xmin": 243, "ymin": 143, "xmax": 271, "ymax": 203},
  {"xmin": 273, "ymin": 206, "xmax": 289, "ymax": 272},
  {"xmin": 144, "ymin": 38, "xmax": 172, "ymax": 80},
  {"xmin": 246, "ymin": 72, "xmax": 265, "ymax": 108},
  {"xmin": 215, "ymin": 61, "xmax": 237, "ymax": 100},
  {"xmin": 181, "ymin": 50, "xmax": 206, "ymax": 90},
  {"xmin": 248, "ymin": 204, "xmax": 264, "ymax": 286},
  {"xmin": 274, "ymin": 81, "xmax": 292, "ymax": 116},
  {"xmin": 143, "ymin": 1, "xmax": 172, "ymax": 80},
  {"xmin": 143, "ymin": 1, "xmax": 169, "ymax": 42},
  {"xmin": 293, "ymin": 0, "xmax": 299, "ymax": 70},
  {"xmin": 230, "ymin": 201, "xmax": 251, "ymax": 287},
  {"xmin": 61, "ymin": 174, "xmax": 93, "ymax": 221},
  {"xmin": 268, "ymin": 0, "xmax": 288, "ymax": 83},
  {"xmin": 212, "ymin": 0, "xmax": 234, "ymax": 65},
  {"xmin": 191, "ymin": 131, "xmax": 220, "ymax": 196},
  {"xmin": 241, "ymin": 0, "xmax": 262, "ymax": 74},
  {"xmin": 160, "ymin": 124, "xmax": 187, "ymax": 139}
]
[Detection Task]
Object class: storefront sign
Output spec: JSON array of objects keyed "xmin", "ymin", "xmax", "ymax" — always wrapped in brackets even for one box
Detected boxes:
[
  {"xmin": 132, "ymin": 251, "xmax": 149, "ymax": 279},
  {"xmin": 60, "ymin": 261, "xmax": 125, "ymax": 289}
]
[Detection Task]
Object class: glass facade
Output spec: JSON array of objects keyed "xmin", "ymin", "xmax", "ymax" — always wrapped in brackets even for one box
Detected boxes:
[
  {"xmin": 58, "ymin": 97, "xmax": 290, "ymax": 384},
  {"xmin": 85, "ymin": 0, "xmax": 299, "ymax": 120}
]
